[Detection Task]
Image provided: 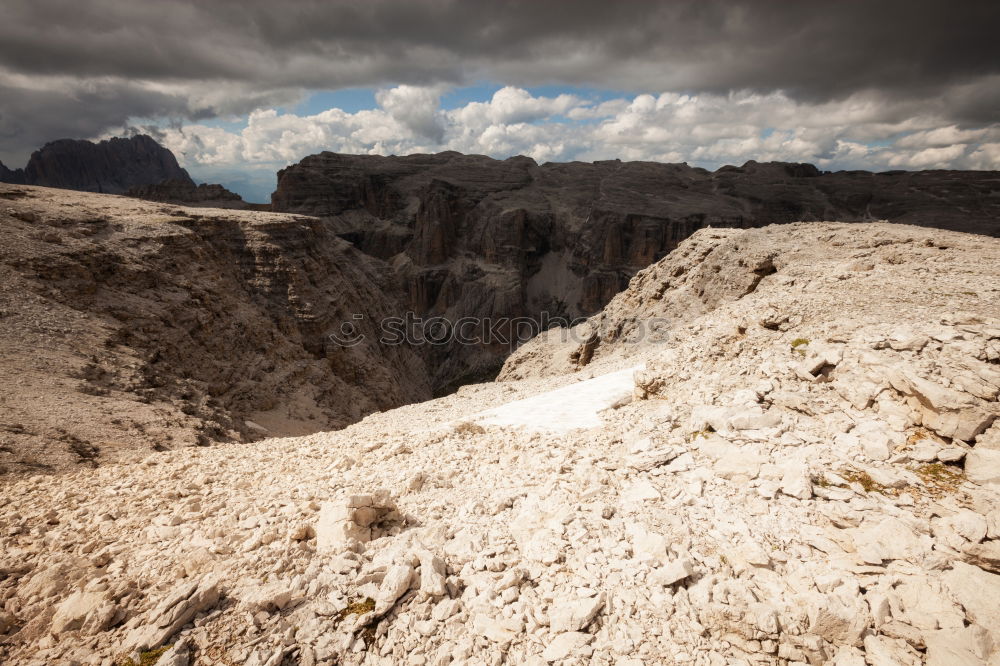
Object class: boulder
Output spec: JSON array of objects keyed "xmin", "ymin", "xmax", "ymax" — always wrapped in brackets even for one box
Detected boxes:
[
  {"xmin": 241, "ymin": 583, "xmax": 295, "ymax": 612},
  {"xmin": 316, "ymin": 493, "xmax": 399, "ymax": 553},
  {"xmin": 849, "ymin": 517, "xmax": 931, "ymax": 564},
  {"xmin": 941, "ymin": 562, "xmax": 1000, "ymax": 637},
  {"xmin": 862, "ymin": 635, "xmax": 922, "ymax": 666},
  {"xmin": 887, "ymin": 368, "xmax": 995, "ymax": 441},
  {"xmin": 780, "ymin": 464, "xmax": 813, "ymax": 500},
  {"xmin": 962, "ymin": 540, "xmax": 1000, "ymax": 573},
  {"xmin": 627, "ymin": 524, "xmax": 670, "ymax": 564},
  {"xmin": 542, "ymin": 632, "xmax": 593, "ymax": 662},
  {"xmin": 924, "ymin": 625, "xmax": 995, "ymax": 666},
  {"xmin": 937, "ymin": 510, "xmax": 987, "ymax": 543},
  {"xmin": 156, "ymin": 639, "xmax": 193, "ymax": 666},
  {"xmin": 415, "ymin": 550, "xmax": 448, "ymax": 597},
  {"xmin": 510, "ymin": 493, "xmax": 572, "ymax": 564},
  {"xmin": 652, "ymin": 558, "xmax": 695, "ymax": 587},
  {"xmin": 472, "ymin": 613, "xmax": 522, "ymax": 644},
  {"xmin": 714, "ymin": 450, "xmax": 765, "ymax": 480},
  {"xmin": 853, "ymin": 420, "xmax": 894, "ymax": 461},
  {"xmin": 807, "ymin": 592, "xmax": 868, "ymax": 646},
  {"xmin": 549, "ymin": 593, "xmax": 605, "ymax": 633},
  {"xmin": 51, "ymin": 590, "xmax": 107, "ymax": 634},
  {"xmin": 888, "ymin": 577, "xmax": 965, "ymax": 630},
  {"xmin": 0, "ymin": 611, "xmax": 14, "ymax": 635},
  {"xmin": 375, "ymin": 564, "xmax": 414, "ymax": 615},
  {"xmin": 122, "ymin": 576, "xmax": 220, "ymax": 653},
  {"xmin": 966, "ymin": 447, "xmax": 1000, "ymax": 488}
]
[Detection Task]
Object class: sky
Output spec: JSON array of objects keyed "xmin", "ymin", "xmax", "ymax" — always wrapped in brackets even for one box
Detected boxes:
[{"xmin": 1, "ymin": 1, "xmax": 998, "ymax": 202}]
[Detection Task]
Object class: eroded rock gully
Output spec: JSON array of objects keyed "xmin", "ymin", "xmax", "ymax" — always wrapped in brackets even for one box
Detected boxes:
[
  {"xmin": 1, "ymin": 221, "xmax": 998, "ymax": 666},
  {"xmin": 0, "ymin": 184, "xmax": 431, "ymax": 474}
]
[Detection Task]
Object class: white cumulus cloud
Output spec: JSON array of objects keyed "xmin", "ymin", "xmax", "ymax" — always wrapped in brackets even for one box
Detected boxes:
[{"xmin": 133, "ymin": 84, "xmax": 999, "ymax": 198}]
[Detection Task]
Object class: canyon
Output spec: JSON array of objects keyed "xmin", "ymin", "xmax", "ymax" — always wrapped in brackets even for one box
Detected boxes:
[
  {"xmin": 2, "ymin": 146, "xmax": 1000, "ymax": 474},
  {"xmin": 271, "ymin": 151, "xmax": 1000, "ymax": 390},
  {"xmin": 0, "ymin": 150, "xmax": 999, "ymax": 666},
  {"xmin": 2, "ymin": 2, "xmax": 998, "ymax": 663}
]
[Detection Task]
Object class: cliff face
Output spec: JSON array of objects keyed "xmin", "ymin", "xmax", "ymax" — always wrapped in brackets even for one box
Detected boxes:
[
  {"xmin": 271, "ymin": 151, "xmax": 1000, "ymax": 389},
  {"xmin": 126, "ymin": 179, "xmax": 247, "ymax": 208},
  {"xmin": 0, "ymin": 135, "xmax": 194, "ymax": 194},
  {"xmin": 0, "ymin": 184, "xmax": 430, "ymax": 474}
]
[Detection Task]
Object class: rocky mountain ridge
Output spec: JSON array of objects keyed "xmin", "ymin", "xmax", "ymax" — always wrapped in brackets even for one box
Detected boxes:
[
  {"xmin": 0, "ymin": 136, "xmax": 195, "ymax": 195},
  {"xmin": 271, "ymin": 151, "xmax": 1000, "ymax": 389},
  {"xmin": 125, "ymin": 180, "xmax": 247, "ymax": 209},
  {"xmin": 1, "ymin": 221, "xmax": 998, "ymax": 666}
]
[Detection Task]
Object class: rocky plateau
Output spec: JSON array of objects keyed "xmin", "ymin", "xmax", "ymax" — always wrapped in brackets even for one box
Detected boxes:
[{"xmin": 1, "ymin": 210, "xmax": 998, "ymax": 665}]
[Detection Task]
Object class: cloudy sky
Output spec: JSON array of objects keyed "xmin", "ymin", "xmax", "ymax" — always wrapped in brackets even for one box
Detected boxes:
[{"xmin": 2, "ymin": 0, "xmax": 998, "ymax": 201}]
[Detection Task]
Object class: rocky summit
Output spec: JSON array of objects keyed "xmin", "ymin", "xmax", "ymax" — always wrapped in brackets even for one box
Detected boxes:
[
  {"xmin": 1, "ymin": 206, "xmax": 998, "ymax": 665},
  {"xmin": 0, "ymin": 136, "xmax": 195, "ymax": 195}
]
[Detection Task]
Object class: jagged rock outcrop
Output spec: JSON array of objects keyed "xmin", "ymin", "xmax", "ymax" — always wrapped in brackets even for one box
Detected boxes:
[
  {"xmin": 0, "ymin": 184, "xmax": 430, "ymax": 474},
  {"xmin": 0, "ymin": 135, "xmax": 194, "ymax": 194},
  {"xmin": 126, "ymin": 179, "xmax": 247, "ymax": 209},
  {"xmin": 0, "ymin": 160, "xmax": 26, "ymax": 185},
  {"xmin": 271, "ymin": 151, "xmax": 1000, "ymax": 390}
]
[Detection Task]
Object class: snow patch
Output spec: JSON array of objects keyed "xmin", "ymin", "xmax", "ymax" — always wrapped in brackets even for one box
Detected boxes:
[{"xmin": 470, "ymin": 365, "xmax": 642, "ymax": 432}]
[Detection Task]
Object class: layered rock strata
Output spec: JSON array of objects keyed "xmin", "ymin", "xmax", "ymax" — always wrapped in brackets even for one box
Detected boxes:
[{"xmin": 272, "ymin": 151, "xmax": 1000, "ymax": 389}]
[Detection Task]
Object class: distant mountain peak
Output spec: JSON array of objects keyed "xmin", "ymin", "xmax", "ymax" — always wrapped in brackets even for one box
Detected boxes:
[{"xmin": 0, "ymin": 134, "xmax": 193, "ymax": 194}]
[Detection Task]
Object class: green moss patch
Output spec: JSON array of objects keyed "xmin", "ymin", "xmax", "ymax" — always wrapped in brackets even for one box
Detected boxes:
[
  {"xmin": 119, "ymin": 645, "xmax": 172, "ymax": 666},
  {"xmin": 790, "ymin": 338, "xmax": 810, "ymax": 356}
]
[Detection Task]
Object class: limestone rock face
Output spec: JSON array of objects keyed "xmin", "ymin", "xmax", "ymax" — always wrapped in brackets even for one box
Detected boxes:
[
  {"xmin": 272, "ymin": 152, "xmax": 1000, "ymax": 389},
  {"xmin": 0, "ymin": 135, "xmax": 194, "ymax": 194}
]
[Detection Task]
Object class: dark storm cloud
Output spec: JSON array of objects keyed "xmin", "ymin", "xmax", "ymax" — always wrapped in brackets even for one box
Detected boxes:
[
  {"xmin": 1, "ymin": 0, "xmax": 998, "ymax": 163},
  {"xmin": 4, "ymin": 0, "xmax": 998, "ymax": 93},
  {"xmin": 0, "ymin": 82, "xmax": 187, "ymax": 161}
]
